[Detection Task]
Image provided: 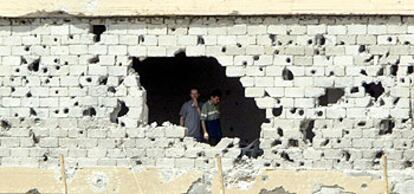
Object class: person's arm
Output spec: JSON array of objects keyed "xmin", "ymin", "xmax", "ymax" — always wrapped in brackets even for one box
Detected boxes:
[
  {"xmin": 193, "ymin": 99, "xmax": 201, "ymax": 114},
  {"xmin": 179, "ymin": 103, "xmax": 186, "ymax": 127},
  {"xmin": 201, "ymin": 120, "xmax": 208, "ymax": 140},
  {"xmin": 180, "ymin": 116, "xmax": 185, "ymax": 127},
  {"xmin": 200, "ymin": 103, "xmax": 209, "ymax": 140}
]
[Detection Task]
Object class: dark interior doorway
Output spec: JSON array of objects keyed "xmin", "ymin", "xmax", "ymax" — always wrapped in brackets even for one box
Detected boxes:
[{"xmin": 131, "ymin": 53, "xmax": 266, "ymax": 145}]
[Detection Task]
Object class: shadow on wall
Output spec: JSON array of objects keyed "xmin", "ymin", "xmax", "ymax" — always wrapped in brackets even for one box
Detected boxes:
[{"xmin": 132, "ymin": 53, "xmax": 266, "ymax": 145}]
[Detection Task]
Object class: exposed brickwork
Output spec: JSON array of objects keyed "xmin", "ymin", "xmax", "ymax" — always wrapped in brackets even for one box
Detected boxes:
[{"xmin": 0, "ymin": 16, "xmax": 413, "ymax": 172}]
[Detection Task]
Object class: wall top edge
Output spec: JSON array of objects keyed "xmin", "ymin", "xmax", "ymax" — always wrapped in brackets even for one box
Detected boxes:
[{"xmin": 2, "ymin": 0, "xmax": 414, "ymax": 18}]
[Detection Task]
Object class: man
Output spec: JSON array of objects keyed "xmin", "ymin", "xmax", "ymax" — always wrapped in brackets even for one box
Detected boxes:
[
  {"xmin": 201, "ymin": 89, "xmax": 222, "ymax": 146},
  {"xmin": 179, "ymin": 88, "xmax": 202, "ymax": 141}
]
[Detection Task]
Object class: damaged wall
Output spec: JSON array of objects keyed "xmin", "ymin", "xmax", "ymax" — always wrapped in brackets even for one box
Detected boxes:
[{"xmin": 0, "ymin": 16, "xmax": 414, "ymax": 193}]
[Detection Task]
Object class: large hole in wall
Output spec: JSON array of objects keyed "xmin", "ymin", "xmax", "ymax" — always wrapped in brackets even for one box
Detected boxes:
[{"xmin": 132, "ymin": 53, "xmax": 266, "ymax": 144}]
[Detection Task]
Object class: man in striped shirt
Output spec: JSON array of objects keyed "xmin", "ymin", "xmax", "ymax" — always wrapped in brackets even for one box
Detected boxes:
[{"xmin": 200, "ymin": 89, "xmax": 222, "ymax": 146}]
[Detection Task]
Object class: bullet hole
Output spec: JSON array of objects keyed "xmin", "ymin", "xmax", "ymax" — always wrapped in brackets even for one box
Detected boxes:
[
  {"xmin": 298, "ymin": 109, "xmax": 304, "ymax": 116},
  {"xmin": 54, "ymin": 110, "xmax": 59, "ymax": 114},
  {"xmin": 350, "ymin": 87, "xmax": 359, "ymax": 93},
  {"xmin": 375, "ymin": 151, "xmax": 384, "ymax": 159},
  {"xmin": 300, "ymin": 119, "xmax": 315, "ymax": 144},
  {"xmin": 360, "ymin": 69, "xmax": 368, "ymax": 76},
  {"xmin": 63, "ymin": 108, "xmax": 69, "ymax": 114},
  {"xmin": 110, "ymin": 100, "xmax": 130, "ymax": 124},
  {"xmin": 86, "ymin": 77, "xmax": 92, "ymax": 83},
  {"xmin": 387, "ymin": 37, "xmax": 393, "ymax": 42},
  {"xmin": 88, "ymin": 56, "xmax": 100, "ymax": 64},
  {"xmin": 286, "ymin": 57, "xmax": 291, "ymax": 63},
  {"xmin": 403, "ymin": 161, "xmax": 412, "ymax": 168},
  {"xmin": 272, "ymin": 106, "xmax": 283, "ymax": 117},
  {"xmin": 221, "ymin": 46, "xmax": 226, "ymax": 53},
  {"xmin": 91, "ymin": 25, "xmax": 106, "ymax": 42},
  {"xmin": 310, "ymin": 69, "xmax": 316, "ymax": 74},
  {"xmin": 253, "ymin": 55, "xmax": 260, "ymax": 61},
  {"xmin": 29, "ymin": 130, "xmax": 40, "ymax": 144},
  {"xmin": 362, "ymin": 82, "xmax": 384, "ymax": 101},
  {"xmin": 271, "ymin": 139, "xmax": 282, "ymax": 147},
  {"xmin": 54, "ymin": 38, "xmax": 58, "ymax": 42},
  {"xmin": 29, "ymin": 108, "xmax": 37, "ymax": 116},
  {"xmin": 307, "ymin": 39, "xmax": 313, "ymax": 45},
  {"xmin": 79, "ymin": 130, "xmax": 84, "ymax": 135},
  {"xmin": 390, "ymin": 64, "xmax": 398, "ymax": 76},
  {"xmin": 138, "ymin": 35, "xmax": 145, "ymax": 43},
  {"xmin": 264, "ymin": 162, "xmax": 271, "ymax": 167},
  {"xmin": 14, "ymin": 113, "xmax": 19, "ymax": 117},
  {"xmin": 273, "ymin": 50, "xmax": 279, "ymax": 55},
  {"xmin": 277, "ymin": 128, "xmax": 284, "ymax": 137},
  {"xmin": 26, "ymin": 92, "xmax": 32, "ymax": 97},
  {"xmin": 407, "ymin": 65, "xmax": 414, "ymax": 74},
  {"xmin": 21, "ymin": 57, "xmax": 27, "ymax": 64},
  {"xmin": 342, "ymin": 151, "xmax": 351, "ymax": 161},
  {"xmin": 28, "ymin": 58, "xmax": 40, "ymax": 72},
  {"xmin": 315, "ymin": 34, "xmax": 325, "ymax": 46},
  {"xmin": 358, "ymin": 45, "xmax": 366, "ymax": 53},
  {"xmin": 68, "ymin": 34, "xmax": 74, "ymax": 39},
  {"xmin": 316, "ymin": 111, "xmax": 323, "ymax": 116},
  {"xmin": 357, "ymin": 121, "xmax": 366, "ymax": 126},
  {"xmin": 42, "ymin": 154, "xmax": 48, "ymax": 162},
  {"xmin": 393, "ymin": 97, "xmax": 400, "ymax": 105},
  {"xmin": 42, "ymin": 67, "xmax": 48, "ymax": 74},
  {"xmin": 329, "ymin": 71, "xmax": 335, "ymax": 76},
  {"xmin": 280, "ymin": 152, "xmax": 294, "ymax": 162},
  {"xmin": 318, "ymin": 88, "xmax": 345, "ymax": 106},
  {"xmin": 321, "ymin": 139, "xmax": 329, "ymax": 146},
  {"xmin": 282, "ymin": 68, "xmax": 294, "ymax": 80},
  {"xmin": 379, "ymin": 119, "xmax": 394, "ymax": 135},
  {"xmin": 290, "ymin": 108, "xmax": 297, "ymax": 114},
  {"xmin": 364, "ymin": 55, "xmax": 375, "ymax": 63},
  {"xmin": 15, "ymin": 68, "xmax": 20, "ymax": 73},
  {"xmin": 379, "ymin": 99, "xmax": 385, "ymax": 106},
  {"xmin": 98, "ymin": 76, "xmax": 108, "ymax": 85},
  {"xmin": 107, "ymin": 86, "xmax": 116, "ymax": 93},
  {"xmin": 269, "ymin": 34, "xmax": 276, "ymax": 46},
  {"xmin": 82, "ymin": 107, "xmax": 97, "ymax": 117},
  {"xmin": 11, "ymin": 87, "xmax": 15, "ymax": 92},
  {"xmin": 197, "ymin": 35, "xmax": 204, "ymax": 45},
  {"xmin": 0, "ymin": 120, "xmax": 11, "ymax": 130},
  {"xmin": 376, "ymin": 67, "xmax": 384, "ymax": 76},
  {"xmin": 287, "ymin": 40, "xmax": 293, "ymax": 45},
  {"xmin": 288, "ymin": 139, "xmax": 299, "ymax": 147}
]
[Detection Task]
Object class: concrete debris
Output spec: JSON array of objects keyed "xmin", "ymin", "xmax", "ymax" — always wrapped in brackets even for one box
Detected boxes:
[
  {"xmin": 224, "ymin": 156, "xmax": 262, "ymax": 190},
  {"xmin": 25, "ymin": 189, "xmax": 41, "ymax": 194},
  {"xmin": 259, "ymin": 187, "xmax": 294, "ymax": 194}
]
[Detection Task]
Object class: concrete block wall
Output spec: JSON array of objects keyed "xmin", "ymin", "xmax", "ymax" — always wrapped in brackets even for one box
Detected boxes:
[{"xmin": 0, "ymin": 16, "xmax": 413, "ymax": 171}]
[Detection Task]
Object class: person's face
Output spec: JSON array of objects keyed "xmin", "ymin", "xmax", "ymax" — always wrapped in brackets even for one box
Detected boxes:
[
  {"xmin": 211, "ymin": 96, "xmax": 221, "ymax": 105},
  {"xmin": 190, "ymin": 89, "xmax": 199, "ymax": 100}
]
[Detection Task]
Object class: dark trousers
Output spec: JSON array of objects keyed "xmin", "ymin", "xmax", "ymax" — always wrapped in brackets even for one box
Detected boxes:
[{"xmin": 206, "ymin": 119, "xmax": 222, "ymax": 146}]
